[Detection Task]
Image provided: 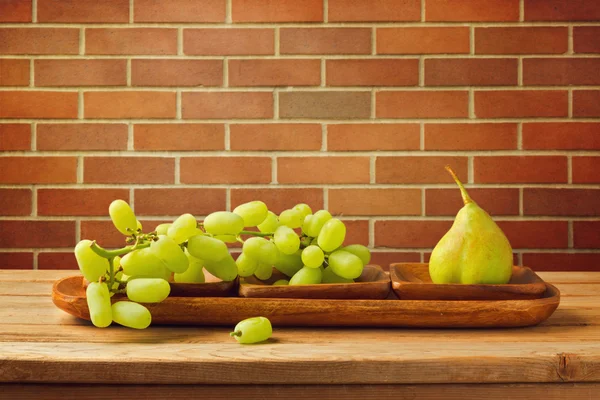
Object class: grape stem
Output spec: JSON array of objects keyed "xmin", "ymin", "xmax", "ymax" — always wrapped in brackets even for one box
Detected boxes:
[
  {"xmin": 230, "ymin": 331, "xmax": 242, "ymax": 337},
  {"xmin": 239, "ymin": 230, "xmax": 273, "ymax": 237},
  {"xmin": 89, "ymin": 240, "xmax": 150, "ymax": 259}
]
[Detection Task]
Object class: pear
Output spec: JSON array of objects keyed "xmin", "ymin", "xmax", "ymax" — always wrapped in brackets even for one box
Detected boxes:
[{"xmin": 429, "ymin": 166, "xmax": 513, "ymax": 285}]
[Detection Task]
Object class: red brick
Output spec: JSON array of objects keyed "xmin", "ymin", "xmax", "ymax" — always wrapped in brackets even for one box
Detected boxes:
[
  {"xmin": 38, "ymin": 189, "xmax": 129, "ymax": 217},
  {"xmin": 38, "ymin": 0, "xmax": 128, "ymax": 23},
  {"xmin": 377, "ymin": 156, "xmax": 468, "ymax": 184},
  {"xmin": 497, "ymin": 221, "xmax": 568, "ymax": 249},
  {"xmin": 574, "ymin": 27, "xmax": 600, "ymax": 53},
  {"xmin": 327, "ymin": 124, "xmax": 418, "ymax": 151},
  {"xmin": 0, "ymin": 59, "xmax": 29, "ymax": 86},
  {"xmin": 524, "ymin": 58, "xmax": 600, "ymax": 85},
  {"xmin": 475, "ymin": 91, "xmax": 568, "ymax": 118},
  {"xmin": 329, "ymin": 0, "xmax": 420, "ymax": 21},
  {"xmin": 574, "ymin": 90, "xmax": 600, "ymax": 117},
  {"xmin": 426, "ymin": 0, "xmax": 519, "ymax": 21},
  {"xmin": 132, "ymin": 59, "xmax": 222, "ymax": 87},
  {"xmin": 522, "ymin": 253, "xmax": 600, "ymax": 272},
  {"xmin": 134, "ymin": 0, "xmax": 225, "ymax": 22},
  {"xmin": 425, "ymin": 58, "xmax": 518, "ymax": 86},
  {"xmin": 0, "ymin": 253, "xmax": 33, "ymax": 269},
  {"xmin": 86, "ymin": 29, "xmax": 177, "ymax": 55},
  {"xmin": 135, "ymin": 189, "xmax": 226, "ymax": 216},
  {"xmin": 425, "ymin": 123, "xmax": 517, "ymax": 151},
  {"xmin": 574, "ymin": 222, "xmax": 600, "ymax": 249},
  {"xmin": 371, "ymin": 252, "xmax": 421, "ymax": 269},
  {"xmin": 134, "ymin": 124, "xmax": 224, "ymax": 151},
  {"xmin": 0, "ymin": 28, "xmax": 79, "ymax": 55},
  {"xmin": 0, "ymin": 91, "xmax": 78, "ymax": 119},
  {"xmin": 523, "ymin": 123, "xmax": 600, "ymax": 150},
  {"xmin": 37, "ymin": 124, "xmax": 128, "ymax": 151},
  {"xmin": 341, "ymin": 220, "xmax": 369, "ymax": 246},
  {"xmin": 232, "ymin": 0, "xmax": 322, "ymax": 22},
  {"xmin": 230, "ymin": 124, "xmax": 321, "ymax": 151},
  {"xmin": 278, "ymin": 157, "xmax": 370, "ymax": 184},
  {"xmin": 231, "ymin": 188, "xmax": 324, "ymax": 214},
  {"xmin": 475, "ymin": 27, "xmax": 568, "ymax": 54},
  {"xmin": 377, "ymin": 28, "xmax": 469, "ymax": 54},
  {"xmin": 0, "ymin": 0, "xmax": 31, "ymax": 22},
  {"xmin": 84, "ymin": 157, "xmax": 175, "ymax": 184},
  {"xmin": 281, "ymin": 28, "xmax": 371, "ymax": 55},
  {"xmin": 35, "ymin": 60, "xmax": 126, "ymax": 87},
  {"xmin": 0, "ymin": 157, "xmax": 76, "ymax": 184},
  {"xmin": 524, "ymin": 189, "xmax": 600, "ymax": 216},
  {"xmin": 184, "ymin": 29, "xmax": 274, "ymax": 56},
  {"xmin": 279, "ymin": 91, "xmax": 371, "ymax": 119},
  {"xmin": 573, "ymin": 157, "xmax": 600, "ymax": 184},
  {"xmin": 182, "ymin": 92, "xmax": 273, "ymax": 119},
  {"xmin": 38, "ymin": 252, "xmax": 79, "ymax": 270},
  {"xmin": 426, "ymin": 188, "xmax": 520, "ymax": 216},
  {"xmin": 0, "ymin": 189, "xmax": 31, "ymax": 216},
  {"xmin": 329, "ymin": 189, "xmax": 421, "ymax": 216},
  {"xmin": 0, "ymin": 124, "xmax": 30, "ymax": 151},
  {"xmin": 81, "ymin": 220, "xmax": 129, "ymax": 248},
  {"xmin": 327, "ymin": 59, "xmax": 419, "ymax": 86},
  {"xmin": 474, "ymin": 156, "xmax": 567, "ymax": 184},
  {"xmin": 85, "ymin": 91, "xmax": 176, "ymax": 119},
  {"xmin": 375, "ymin": 220, "xmax": 452, "ymax": 248},
  {"xmin": 181, "ymin": 157, "xmax": 271, "ymax": 184},
  {"xmin": 0, "ymin": 221, "xmax": 75, "ymax": 248},
  {"xmin": 229, "ymin": 59, "xmax": 320, "ymax": 87},
  {"xmin": 525, "ymin": 0, "xmax": 600, "ymax": 21},
  {"xmin": 377, "ymin": 91, "xmax": 469, "ymax": 118}
]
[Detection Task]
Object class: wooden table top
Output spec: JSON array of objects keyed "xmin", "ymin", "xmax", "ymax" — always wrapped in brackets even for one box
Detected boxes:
[{"xmin": 1, "ymin": 270, "xmax": 600, "ymax": 387}]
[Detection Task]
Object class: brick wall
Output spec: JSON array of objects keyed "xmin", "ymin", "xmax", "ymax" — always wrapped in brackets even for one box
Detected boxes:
[{"xmin": 0, "ymin": 0, "xmax": 599, "ymax": 271}]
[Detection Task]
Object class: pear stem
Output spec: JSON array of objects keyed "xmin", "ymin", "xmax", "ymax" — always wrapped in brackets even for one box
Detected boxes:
[{"xmin": 445, "ymin": 165, "xmax": 473, "ymax": 206}]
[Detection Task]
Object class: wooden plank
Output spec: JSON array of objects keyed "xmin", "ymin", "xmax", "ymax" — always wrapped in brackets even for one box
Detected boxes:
[
  {"xmin": 537, "ymin": 272, "xmax": 600, "ymax": 284},
  {"xmin": 0, "ymin": 270, "xmax": 75, "ymax": 282}
]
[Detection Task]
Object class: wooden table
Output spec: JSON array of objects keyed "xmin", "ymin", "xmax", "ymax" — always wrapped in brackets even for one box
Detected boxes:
[{"xmin": 1, "ymin": 270, "xmax": 599, "ymax": 399}]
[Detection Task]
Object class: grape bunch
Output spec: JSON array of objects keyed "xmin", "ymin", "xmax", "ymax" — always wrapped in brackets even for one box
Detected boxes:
[{"xmin": 74, "ymin": 199, "xmax": 370, "ymax": 329}]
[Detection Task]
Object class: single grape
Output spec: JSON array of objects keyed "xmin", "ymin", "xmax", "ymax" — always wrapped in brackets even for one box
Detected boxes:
[
  {"xmin": 174, "ymin": 250, "xmax": 206, "ymax": 283},
  {"xmin": 254, "ymin": 263, "xmax": 273, "ymax": 281},
  {"xmin": 328, "ymin": 250, "xmax": 364, "ymax": 280},
  {"xmin": 233, "ymin": 201, "xmax": 268, "ymax": 227},
  {"xmin": 236, "ymin": 253, "xmax": 259, "ymax": 277},
  {"xmin": 322, "ymin": 267, "xmax": 354, "ymax": 284},
  {"xmin": 302, "ymin": 210, "xmax": 332, "ymax": 237},
  {"xmin": 342, "ymin": 244, "xmax": 371, "ymax": 265},
  {"xmin": 301, "ymin": 245, "xmax": 325, "ymax": 269},
  {"xmin": 111, "ymin": 301, "xmax": 151, "ymax": 329},
  {"xmin": 150, "ymin": 235, "xmax": 189, "ymax": 273},
  {"xmin": 203, "ymin": 253, "xmax": 238, "ymax": 282},
  {"xmin": 86, "ymin": 282, "xmax": 112, "ymax": 328},
  {"xmin": 273, "ymin": 279, "xmax": 289, "ymax": 286},
  {"xmin": 317, "ymin": 219, "xmax": 346, "ymax": 252},
  {"xmin": 109, "ymin": 199, "xmax": 138, "ymax": 236},
  {"xmin": 75, "ymin": 240, "xmax": 108, "ymax": 283},
  {"xmin": 273, "ymin": 226, "xmax": 300, "ymax": 255},
  {"xmin": 257, "ymin": 211, "xmax": 280, "ymax": 233},
  {"xmin": 203, "ymin": 211, "xmax": 244, "ymax": 236},
  {"xmin": 292, "ymin": 203, "xmax": 312, "ymax": 219},
  {"xmin": 273, "ymin": 251, "xmax": 303, "ymax": 277},
  {"xmin": 120, "ymin": 247, "xmax": 170, "ymax": 279},
  {"xmin": 278, "ymin": 209, "xmax": 304, "ymax": 229},
  {"xmin": 126, "ymin": 278, "xmax": 170, "ymax": 303},
  {"xmin": 230, "ymin": 317, "xmax": 272, "ymax": 344},
  {"xmin": 155, "ymin": 223, "xmax": 171, "ymax": 236},
  {"xmin": 111, "ymin": 255, "xmax": 122, "ymax": 292},
  {"xmin": 167, "ymin": 213, "xmax": 198, "ymax": 244},
  {"xmin": 289, "ymin": 266, "xmax": 322, "ymax": 285},
  {"xmin": 187, "ymin": 234, "xmax": 229, "ymax": 262},
  {"xmin": 243, "ymin": 237, "xmax": 278, "ymax": 265}
]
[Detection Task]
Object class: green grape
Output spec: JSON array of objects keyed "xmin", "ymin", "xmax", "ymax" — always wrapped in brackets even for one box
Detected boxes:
[
  {"xmin": 254, "ymin": 263, "xmax": 273, "ymax": 281},
  {"xmin": 121, "ymin": 247, "xmax": 170, "ymax": 279},
  {"xmin": 111, "ymin": 256, "xmax": 122, "ymax": 292},
  {"xmin": 136, "ymin": 220, "xmax": 143, "ymax": 232},
  {"xmin": 75, "ymin": 240, "xmax": 108, "ymax": 283},
  {"xmin": 301, "ymin": 245, "xmax": 324, "ymax": 269},
  {"xmin": 273, "ymin": 279, "xmax": 289, "ymax": 285},
  {"xmin": 322, "ymin": 267, "xmax": 354, "ymax": 284},
  {"xmin": 289, "ymin": 266, "xmax": 322, "ymax": 285},
  {"xmin": 203, "ymin": 211, "xmax": 244, "ymax": 236},
  {"xmin": 233, "ymin": 201, "xmax": 268, "ymax": 227},
  {"xmin": 187, "ymin": 234, "xmax": 229, "ymax": 262},
  {"xmin": 111, "ymin": 301, "xmax": 151, "ymax": 329},
  {"xmin": 86, "ymin": 282, "xmax": 112, "ymax": 328},
  {"xmin": 150, "ymin": 235, "xmax": 189, "ymax": 273},
  {"xmin": 126, "ymin": 278, "xmax": 170, "ymax": 303},
  {"xmin": 168, "ymin": 213, "xmax": 198, "ymax": 244},
  {"xmin": 278, "ymin": 209, "xmax": 304, "ymax": 229},
  {"xmin": 214, "ymin": 234, "xmax": 238, "ymax": 243},
  {"xmin": 109, "ymin": 199, "xmax": 138, "ymax": 236},
  {"xmin": 155, "ymin": 223, "xmax": 171, "ymax": 236},
  {"xmin": 242, "ymin": 237, "xmax": 278, "ymax": 265},
  {"xmin": 342, "ymin": 244, "xmax": 371, "ymax": 265},
  {"xmin": 230, "ymin": 316, "xmax": 272, "ymax": 344},
  {"xmin": 203, "ymin": 253, "xmax": 238, "ymax": 282},
  {"xmin": 317, "ymin": 219, "xmax": 346, "ymax": 252},
  {"xmin": 302, "ymin": 210, "xmax": 332, "ymax": 237},
  {"xmin": 293, "ymin": 203, "xmax": 312, "ymax": 219},
  {"xmin": 174, "ymin": 250, "xmax": 206, "ymax": 283},
  {"xmin": 235, "ymin": 253, "xmax": 258, "ymax": 277},
  {"xmin": 328, "ymin": 250, "xmax": 364, "ymax": 280},
  {"xmin": 258, "ymin": 211, "xmax": 280, "ymax": 233},
  {"xmin": 273, "ymin": 251, "xmax": 303, "ymax": 277},
  {"xmin": 274, "ymin": 226, "xmax": 300, "ymax": 255}
]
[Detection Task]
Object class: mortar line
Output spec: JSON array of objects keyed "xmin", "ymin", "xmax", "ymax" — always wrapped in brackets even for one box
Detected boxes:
[
  {"xmin": 568, "ymin": 25, "xmax": 573, "ymax": 54},
  {"xmin": 470, "ymin": 26, "xmax": 474, "ymax": 55},
  {"xmin": 226, "ymin": 188, "xmax": 231, "ymax": 211},
  {"xmin": 174, "ymin": 157, "xmax": 181, "ymax": 184},
  {"xmin": 129, "ymin": 0, "xmax": 134, "ymax": 23},
  {"xmin": 419, "ymin": 122, "xmax": 425, "ymax": 150},
  {"xmin": 29, "ymin": 59, "xmax": 34, "ymax": 87},
  {"xmin": 519, "ymin": 188, "xmax": 524, "ymax": 216},
  {"xmin": 77, "ymin": 156, "xmax": 84, "ymax": 183},
  {"xmin": 33, "ymin": 251, "xmax": 38, "ymax": 270},
  {"xmin": 226, "ymin": 0, "xmax": 232, "ymax": 23},
  {"xmin": 567, "ymin": 155, "xmax": 573, "ymax": 184},
  {"xmin": 324, "ymin": 0, "xmax": 328, "ymax": 23},
  {"xmin": 320, "ymin": 59, "xmax": 326, "ymax": 87},
  {"xmin": 127, "ymin": 123, "xmax": 134, "ymax": 150},
  {"xmin": 421, "ymin": 0, "xmax": 425, "ymax": 21},
  {"xmin": 127, "ymin": 59, "xmax": 132, "ymax": 86},
  {"xmin": 32, "ymin": 0, "xmax": 37, "ymax": 22},
  {"xmin": 568, "ymin": 89, "xmax": 573, "ymax": 118},
  {"xmin": 274, "ymin": 28, "xmax": 280, "ymax": 56},
  {"xmin": 369, "ymin": 156, "xmax": 376, "ymax": 184},
  {"xmin": 129, "ymin": 187, "xmax": 135, "ymax": 209},
  {"xmin": 468, "ymin": 89, "xmax": 475, "ymax": 119},
  {"xmin": 176, "ymin": 90, "xmax": 182, "ymax": 120},
  {"xmin": 321, "ymin": 124, "xmax": 327, "ymax": 151},
  {"xmin": 370, "ymin": 89, "xmax": 376, "ymax": 119},
  {"xmin": 371, "ymin": 27, "xmax": 376, "ymax": 55},
  {"xmin": 421, "ymin": 188, "xmax": 426, "ymax": 216},
  {"xmin": 31, "ymin": 123, "xmax": 36, "ymax": 151},
  {"xmin": 468, "ymin": 156, "xmax": 474, "ymax": 183},
  {"xmin": 368, "ymin": 219, "xmax": 375, "ymax": 248},
  {"xmin": 518, "ymin": 57, "xmax": 523, "ymax": 86},
  {"xmin": 519, "ymin": 0, "xmax": 524, "ymax": 21},
  {"xmin": 517, "ymin": 122, "xmax": 523, "ymax": 150},
  {"xmin": 224, "ymin": 123, "xmax": 231, "ymax": 150},
  {"xmin": 223, "ymin": 57, "xmax": 229, "ymax": 87},
  {"xmin": 79, "ymin": 28, "xmax": 85, "ymax": 55},
  {"xmin": 273, "ymin": 90, "xmax": 279, "ymax": 120},
  {"xmin": 78, "ymin": 91, "xmax": 84, "ymax": 119},
  {"xmin": 323, "ymin": 187, "xmax": 329, "ymax": 209},
  {"xmin": 31, "ymin": 185, "xmax": 37, "ymax": 217},
  {"xmin": 568, "ymin": 220, "xmax": 574, "ymax": 249},
  {"xmin": 271, "ymin": 156, "xmax": 278, "ymax": 184}
]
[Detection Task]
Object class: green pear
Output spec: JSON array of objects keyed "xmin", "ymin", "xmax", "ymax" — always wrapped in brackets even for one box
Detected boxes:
[{"xmin": 429, "ymin": 166, "xmax": 513, "ymax": 285}]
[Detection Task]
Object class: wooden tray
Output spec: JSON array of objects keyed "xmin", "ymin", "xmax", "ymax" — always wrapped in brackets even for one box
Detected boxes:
[
  {"xmin": 391, "ymin": 263, "xmax": 547, "ymax": 300},
  {"xmin": 239, "ymin": 265, "xmax": 390, "ymax": 299},
  {"xmin": 52, "ymin": 275, "xmax": 560, "ymax": 328}
]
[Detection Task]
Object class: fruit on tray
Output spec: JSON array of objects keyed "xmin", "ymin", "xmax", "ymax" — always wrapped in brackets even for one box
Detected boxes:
[
  {"xmin": 429, "ymin": 166, "xmax": 513, "ymax": 285},
  {"xmin": 230, "ymin": 316, "xmax": 273, "ymax": 344}
]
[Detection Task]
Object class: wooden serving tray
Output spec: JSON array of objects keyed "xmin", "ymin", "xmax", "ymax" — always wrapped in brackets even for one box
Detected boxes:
[
  {"xmin": 52, "ymin": 275, "xmax": 560, "ymax": 328},
  {"xmin": 239, "ymin": 265, "xmax": 390, "ymax": 299},
  {"xmin": 391, "ymin": 263, "xmax": 548, "ymax": 300}
]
